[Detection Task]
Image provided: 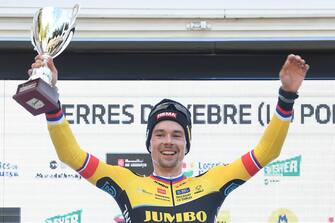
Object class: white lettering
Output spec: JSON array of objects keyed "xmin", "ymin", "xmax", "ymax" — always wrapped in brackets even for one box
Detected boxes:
[
  {"xmin": 123, "ymin": 204, "xmax": 132, "ymax": 223},
  {"xmin": 290, "ymin": 160, "xmax": 298, "ymax": 172},
  {"xmin": 157, "ymin": 112, "xmax": 177, "ymax": 120}
]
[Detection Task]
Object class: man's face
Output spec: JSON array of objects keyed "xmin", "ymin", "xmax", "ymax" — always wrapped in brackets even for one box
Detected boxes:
[{"xmin": 150, "ymin": 120, "xmax": 186, "ymax": 171}]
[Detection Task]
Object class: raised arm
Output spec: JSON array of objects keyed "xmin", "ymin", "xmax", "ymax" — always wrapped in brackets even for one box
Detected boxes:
[
  {"xmin": 251, "ymin": 54, "xmax": 309, "ymax": 170},
  {"xmin": 29, "ymin": 55, "xmax": 134, "ymax": 188},
  {"xmin": 206, "ymin": 54, "xmax": 309, "ymax": 191}
]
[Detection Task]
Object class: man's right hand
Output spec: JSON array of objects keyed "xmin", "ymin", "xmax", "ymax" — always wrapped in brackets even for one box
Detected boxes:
[{"xmin": 28, "ymin": 55, "xmax": 58, "ymax": 87}]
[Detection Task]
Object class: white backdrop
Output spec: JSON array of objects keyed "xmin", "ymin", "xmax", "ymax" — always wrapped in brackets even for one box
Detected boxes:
[{"xmin": 1, "ymin": 80, "xmax": 335, "ymax": 222}]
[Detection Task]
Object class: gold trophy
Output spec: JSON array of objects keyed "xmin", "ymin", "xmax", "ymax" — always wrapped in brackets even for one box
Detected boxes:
[{"xmin": 13, "ymin": 5, "xmax": 79, "ymax": 115}]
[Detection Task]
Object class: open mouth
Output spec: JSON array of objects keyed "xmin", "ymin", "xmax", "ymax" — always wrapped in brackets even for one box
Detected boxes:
[{"xmin": 160, "ymin": 151, "xmax": 177, "ymax": 156}]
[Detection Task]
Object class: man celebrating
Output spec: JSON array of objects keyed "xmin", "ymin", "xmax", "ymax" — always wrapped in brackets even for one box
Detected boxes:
[{"xmin": 29, "ymin": 54, "xmax": 309, "ymax": 222}]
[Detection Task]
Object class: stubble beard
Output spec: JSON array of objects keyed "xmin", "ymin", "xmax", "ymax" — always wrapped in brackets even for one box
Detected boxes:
[{"xmin": 158, "ymin": 155, "xmax": 180, "ymax": 169}]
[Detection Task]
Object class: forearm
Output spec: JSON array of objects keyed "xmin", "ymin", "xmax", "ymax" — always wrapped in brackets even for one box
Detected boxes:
[
  {"xmin": 46, "ymin": 107, "xmax": 87, "ymax": 171},
  {"xmin": 253, "ymin": 88, "xmax": 298, "ymax": 167}
]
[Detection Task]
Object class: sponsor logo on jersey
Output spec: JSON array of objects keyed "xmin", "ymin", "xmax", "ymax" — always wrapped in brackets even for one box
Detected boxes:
[
  {"xmin": 123, "ymin": 204, "xmax": 132, "ymax": 223},
  {"xmin": 176, "ymin": 187, "xmax": 190, "ymax": 195},
  {"xmin": 154, "ymin": 180, "xmax": 169, "ymax": 189},
  {"xmin": 144, "ymin": 210, "xmax": 207, "ymax": 222},
  {"xmin": 157, "ymin": 188, "xmax": 166, "ymax": 195},
  {"xmin": 194, "ymin": 185, "xmax": 204, "ymax": 194},
  {"xmin": 97, "ymin": 177, "xmax": 117, "ymax": 197}
]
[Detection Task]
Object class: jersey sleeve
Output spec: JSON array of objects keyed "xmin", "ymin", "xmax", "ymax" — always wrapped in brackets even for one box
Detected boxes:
[
  {"xmin": 46, "ymin": 109, "xmax": 134, "ymax": 190},
  {"xmin": 206, "ymin": 94, "xmax": 294, "ymax": 192}
]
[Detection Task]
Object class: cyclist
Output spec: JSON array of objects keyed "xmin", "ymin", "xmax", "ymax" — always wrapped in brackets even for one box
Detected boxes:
[{"xmin": 29, "ymin": 54, "xmax": 309, "ymax": 222}]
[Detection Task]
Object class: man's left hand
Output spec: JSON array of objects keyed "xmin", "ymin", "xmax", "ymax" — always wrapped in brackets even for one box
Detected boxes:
[{"xmin": 279, "ymin": 54, "xmax": 310, "ymax": 92}]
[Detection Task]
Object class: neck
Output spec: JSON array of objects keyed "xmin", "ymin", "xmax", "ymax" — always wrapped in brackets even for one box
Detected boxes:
[
  {"xmin": 153, "ymin": 166, "xmax": 182, "ymax": 178},
  {"xmin": 153, "ymin": 172, "xmax": 183, "ymax": 179}
]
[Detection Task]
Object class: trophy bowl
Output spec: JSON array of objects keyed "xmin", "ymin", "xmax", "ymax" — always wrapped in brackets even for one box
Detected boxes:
[{"xmin": 13, "ymin": 4, "xmax": 79, "ymax": 115}]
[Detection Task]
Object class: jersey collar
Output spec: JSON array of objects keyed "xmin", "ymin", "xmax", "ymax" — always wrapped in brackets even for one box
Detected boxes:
[{"xmin": 151, "ymin": 173, "xmax": 187, "ymax": 184}]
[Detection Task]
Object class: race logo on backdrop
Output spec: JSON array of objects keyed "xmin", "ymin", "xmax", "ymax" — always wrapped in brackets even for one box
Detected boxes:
[
  {"xmin": 35, "ymin": 160, "xmax": 81, "ymax": 180},
  {"xmin": 197, "ymin": 161, "xmax": 228, "ymax": 175},
  {"xmin": 264, "ymin": 155, "xmax": 301, "ymax": 185},
  {"xmin": 268, "ymin": 208, "xmax": 298, "ymax": 223},
  {"xmin": 106, "ymin": 153, "xmax": 153, "ymax": 176},
  {"xmin": 0, "ymin": 161, "xmax": 19, "ymax": 177},
  {"xmin": 182, "ymin": 161, "xmax": 196, "ymax": 177},
  {"xmin": 45, "ymin": 210, "xmax": 82, "ymax": 223}
]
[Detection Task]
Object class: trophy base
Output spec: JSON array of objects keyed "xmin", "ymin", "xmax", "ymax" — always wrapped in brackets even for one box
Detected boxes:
[{"xmin": 13, "ymin": 78, "xmax": 59, "ymax": 116}]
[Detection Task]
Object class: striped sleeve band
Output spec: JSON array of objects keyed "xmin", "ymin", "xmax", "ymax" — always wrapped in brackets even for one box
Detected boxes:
[
  {"xmin": 275, "ymin": 104, "xmax": 294, "ymax": 121},
  {"xmin": 241, "ymin": 150, "xmax": 262, "ymax": 177},
  {"xmin": 275, "ymin": 87, "xmax": 298, "ymax": 121},
  {"xmin": 76, "ymin": 153, "xmax": 99, "ymax": 179},
  {"xmin": 46, "ymin": 109, "xmax": 65, "ymax": 124},
  {"xmin": 45, "ymin": 101, "xmax": 64, "ymax": 124}
]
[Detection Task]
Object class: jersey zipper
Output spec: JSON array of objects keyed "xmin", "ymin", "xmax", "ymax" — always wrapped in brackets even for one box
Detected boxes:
[{"xmin": 170, "ymin": 180, "xmax": 176, "ymax": 223}]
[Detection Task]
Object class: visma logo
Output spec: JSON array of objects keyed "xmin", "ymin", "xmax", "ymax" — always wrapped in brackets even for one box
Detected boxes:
[
  {"xmin": 144, "ymin": 210, "xmax": 207, "ymax": 222},
  {"xmin": 268, "ymin": 208, "xmax": 298, "ymax": 223}
]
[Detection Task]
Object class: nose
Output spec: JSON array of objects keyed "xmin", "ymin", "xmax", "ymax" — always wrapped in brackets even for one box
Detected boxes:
[{"xmin": 164, "ymin": 134, "xmax": 173, "ymax": 144}]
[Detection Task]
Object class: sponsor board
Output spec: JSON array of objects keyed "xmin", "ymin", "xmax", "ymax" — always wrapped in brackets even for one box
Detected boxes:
[
  {"xmin": 0, "ymin": 161, "xmax": 19, "ymax": 177},
  {"xmin": 59, "ymin": 101, "xmax": 335, "ymax": 126},
  {"xmin": 45, "ymin": 210, "xmax": 82, "ymax": 223},
  {"xmin": 268, "ymin": 208, "xmax": 298, "ymax": 223},
  {"xmin": 0, "ymin": 207, "xmax": 21, "ymax": 223},
  {"xmin": 182, "ymin": 161, "xmax": 229, "ymax": 177},
  {"xmin": 106, "ymin": 153, "xmax": 153, "ymax": 176},
  {"xmin": 264, "ymin": 155, "xmax": 301, "ymax": 185},
  {"xmin": 2, "ymin": 80, "xmax": 334, "ymax": 222},
  {"xmin": 35, "ymin": 160, "xmax": 81, "ymax": 180}
]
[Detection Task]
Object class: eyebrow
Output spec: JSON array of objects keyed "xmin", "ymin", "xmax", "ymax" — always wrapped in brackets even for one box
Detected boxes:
[{"xmin": 153, "ymin": 129, "xmax": 184, "ymax": 134}]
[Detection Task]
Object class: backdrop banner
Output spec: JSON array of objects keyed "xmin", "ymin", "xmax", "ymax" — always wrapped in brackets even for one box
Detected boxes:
[{"xmin": 2, "ymin": 80, "xmax": 334, "ymax": 222}]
